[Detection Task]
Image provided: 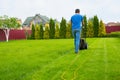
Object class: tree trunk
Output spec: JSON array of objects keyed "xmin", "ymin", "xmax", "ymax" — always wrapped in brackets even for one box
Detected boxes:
[{"xmin": 3, "ymin": 29, "xmax": 10, "ymax": 42}]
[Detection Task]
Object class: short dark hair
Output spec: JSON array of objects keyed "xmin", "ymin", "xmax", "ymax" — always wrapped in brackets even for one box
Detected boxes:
[{"xmin": 75, "ymin": 9, "xmax": 80, "ymax": 13}]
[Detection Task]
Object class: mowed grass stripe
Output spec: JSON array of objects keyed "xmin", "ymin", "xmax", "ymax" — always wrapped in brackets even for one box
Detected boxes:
[
  {"xmin": 72, "ymin": 38, "xmax": 101, "ymax": 80},
  {"xmin": 104, "ymin": 38, "xmax": 108, "ymax": 80},
  {"xmin": 28, "ymin": 51, "xmax": 73, "ymax": 80},
  {"xmin": 59, "ymin": 38, "xmax": 98, "ymax": 80},
  {"xmin": 60, "ymin": 38, "xmax": 98, "ymax": 80},
  {"xmin": 22, "ymin": 39, "xmax": 74, "ymax": 80},
  {"xmin": 29, "ymin": 38, "xmax": 97, "ymax": 80},
  {"xmin": 73, "ymin": 38, "xmax": 108, "ymax": 80}
]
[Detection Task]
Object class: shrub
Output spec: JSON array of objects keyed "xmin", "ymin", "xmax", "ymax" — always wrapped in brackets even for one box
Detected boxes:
[{"xmin": 106, "ymin": 32, "xmax": 120, "ymax": 37}]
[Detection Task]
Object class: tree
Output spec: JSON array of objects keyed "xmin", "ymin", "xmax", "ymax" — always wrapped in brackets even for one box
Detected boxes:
[
  {"xmin": 66, "ymin": 22, "xmax": 72, "ymax": 38},
  {"xmin": 40, "ymin": 24, "xmax": 44, "ymax": 39},
  {"xmin": 35, "ymin": 24, "xmax": 40, "ymax": 39},
  {"xmin": 60, "ymin": 17, "xmax": 67, "ymax": 38},
  {"xmin": 55, "ymin": 23, "xmax": 60, "ymax": 39},
  {"xmin": 31, "ymin": 24, "xmax": 35, "ymax": 39},
  {"xmin": 81, "ymin": 15, "xmax": 87, "ymax": 38},
  {"xmin": 0, "ymin": 15, "xmax": 20, "ymax": 42},
  {"xmin": 43, "ymin": 25, "xmax": 49, "ymax": 39},
  {"xmin": 0, "ymin": 16, "xmax": 3, "ymax": 27},
  {"xmin": 49, "ymin": 18, "xmax": 55, "ymax": 39},
  {"xmin": 87, "ymin": 20, "xmax": 94, "ymax": 37},
  {"xmin": 93, "ymin": 15, "xmax": 99, "ymax": 37},
  {"xmin": 98, "ymin": 20, "xmax": 106, "ymax": 37}
]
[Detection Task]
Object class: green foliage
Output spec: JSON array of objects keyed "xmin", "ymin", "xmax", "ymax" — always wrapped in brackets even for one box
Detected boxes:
[
  {"xmin": 43, "ymin": 25, "xmax": 49, "ymax": 39},
  {"xmin": 49, "ymin": 18, "xmax": 55, "ymax": 39},
  {"xmin": 26, "ymin": 15, "xmax": 107, "ymax": 39},
  {"xmin": 81, "ymin": 15, "xmax": 87, "ymax": 38},
  {"xmin": 31, "ymin": 24, "xmax": 35, "ymax": 39},
  {"xmin": 0, "ymin": 15, "xmax": 21, "ymax": 42},
  {"xmin": 0, "ymin": 18, "xmax": 2, "ymax": 27},
  {"xmin": 106, "ymin": 32, "xmax": 120, "ymax": 37},
  {"xmin": 9, "ymin": 17, "xmax": 21, "ymax": 28},
  {"xmin": 24, "ymin": 30, "xmax": 29, "ymax": 39},
  {"xmin": 60, "ymin": 17, "xmax": 67, "ymax": 38},
  {"xmin": 98, "ymin": 20, "xmax": 106, "ymax": 37},
  {"xmin": 54, "ymin": 23, "xmax": 60, "ymax": 39},
  {"xmin": 66, "ymin": 23, "xmax": 72, "ymax": 38},
  {"xmin": 0, "ymin": 15, "xmax": 20, "ymax": 29},
  {"xmin": 93, "ymin": 15, "xmax": 99, "ymax": 37},
  {"xmin": 0, "ymin": 15, "xmax": 8, "ymax": 28},
  {"xmin": 87, "ymin": 20, "xmax": 94, "ymax": 37},
  {"xmin": 85, "ymin": 16, "xmax": 107, "ymax": 38},
  {"xmin": 35, "ymin": 24, "xmax": 40, "ymax": 39},
  {"xmin": 40, "ymin": 24, "xmax": 44, "ymax": 39}
]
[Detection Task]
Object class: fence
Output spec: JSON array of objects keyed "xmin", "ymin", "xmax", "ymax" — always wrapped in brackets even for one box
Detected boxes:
[
  {"xmin": 0, "ymin": 26, "xmax": 120, "ymax": 41},
  {"xmin": 106, "ymin": 26, "xmax": 120, "ymax": 33},
  {"xmin": 0, "ymin": 29, "xmax": 31, "ymax": 41}
]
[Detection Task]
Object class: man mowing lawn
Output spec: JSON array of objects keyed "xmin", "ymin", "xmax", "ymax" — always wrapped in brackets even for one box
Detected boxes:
[{"xmin": 71, "ymin": 9, "xmax": 84, "ymax": 54}]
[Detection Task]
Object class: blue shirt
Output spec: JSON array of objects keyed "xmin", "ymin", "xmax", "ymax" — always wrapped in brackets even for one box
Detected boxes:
[{"xmin": 71, "ymin": 14, "xmax": 83, "ymax": 30}]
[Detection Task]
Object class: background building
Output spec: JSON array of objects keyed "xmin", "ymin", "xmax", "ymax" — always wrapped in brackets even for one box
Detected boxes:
[{"xmin": 22, "ymin": 14, "xmax": 49, "ymax": 30}]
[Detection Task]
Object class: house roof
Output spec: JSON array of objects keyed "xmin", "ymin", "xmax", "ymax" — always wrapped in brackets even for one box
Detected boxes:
[
  {"xmin": 40, "ymin": 15, "xmax": 49, "ymax": 22},
  {"xmin": 22, "ymin": 14, "xmax": 49, "ymax": 26},
  {"xmin": 106, "ymin": 22, "xmax": 120, "ymax": 26},
  {"xmin": 23, "ymin": 17, "xmax": 33, "ymax": 26}
]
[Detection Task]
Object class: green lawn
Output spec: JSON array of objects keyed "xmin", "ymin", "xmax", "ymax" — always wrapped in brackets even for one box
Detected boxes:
[{"xmin": 0, "ymin": 38, "xmax": 120, "ymax": 80}]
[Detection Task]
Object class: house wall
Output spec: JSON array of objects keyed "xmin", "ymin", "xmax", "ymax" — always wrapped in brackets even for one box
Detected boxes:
[{"xmin": 0, "ymin": 29, "xmax": 31, "ymax": 41}]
